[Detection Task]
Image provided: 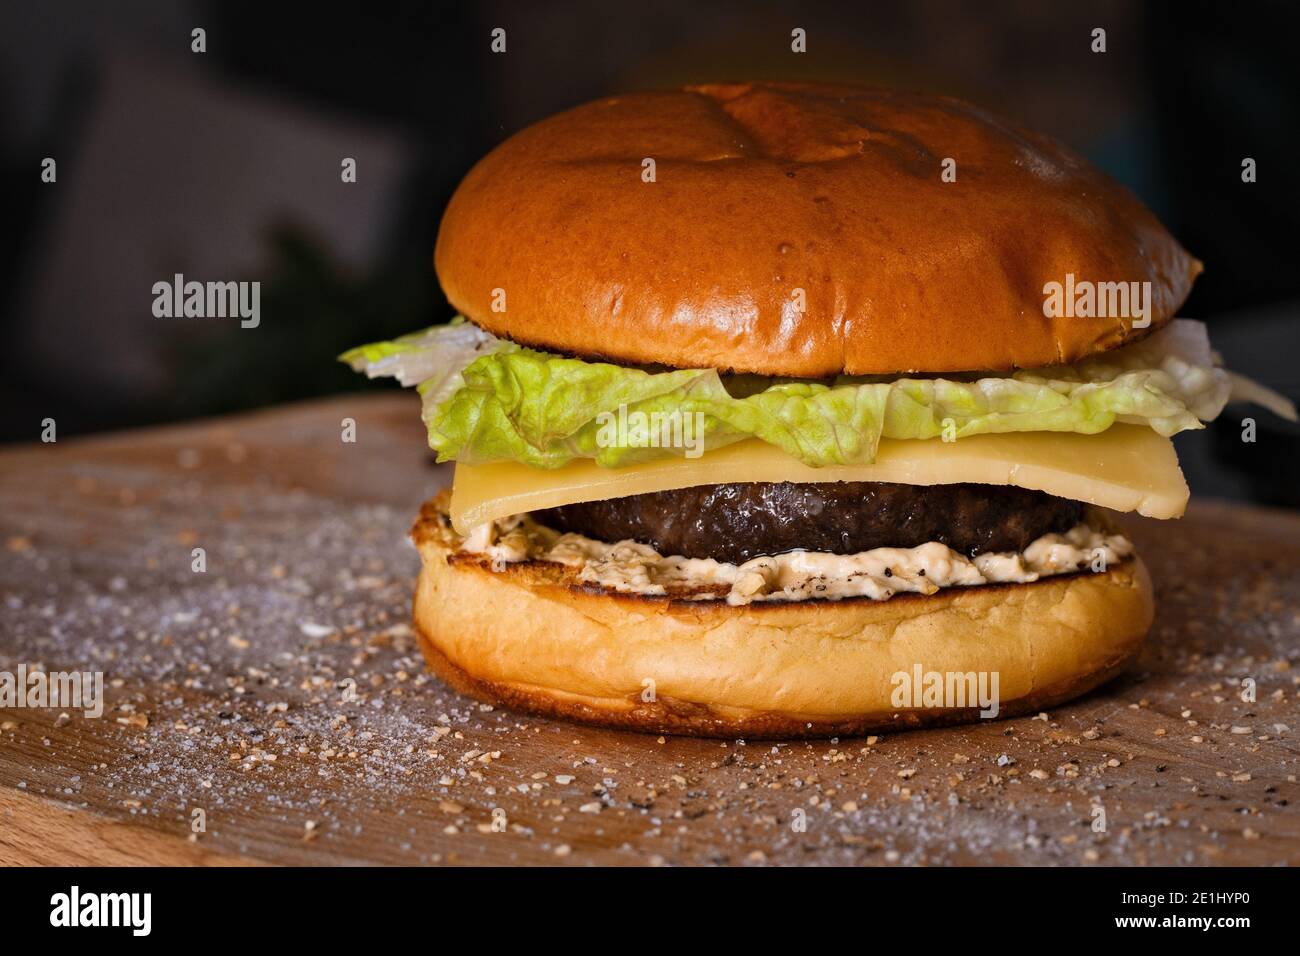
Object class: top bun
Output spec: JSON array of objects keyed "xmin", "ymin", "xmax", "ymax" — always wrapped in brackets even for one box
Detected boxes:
[{"xmin": 435, "ymin": 82, "xmax": 1200, "ymax": 377}]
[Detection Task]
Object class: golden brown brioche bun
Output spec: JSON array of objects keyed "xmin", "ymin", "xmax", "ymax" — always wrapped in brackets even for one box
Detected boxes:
[
  {"xmin": 435, "ymin": 81, "xmax": 1199, "ymax": 378},
  {"xmin": 411, "ymin": 500, "xmax": 1153, "ymax": 738}
]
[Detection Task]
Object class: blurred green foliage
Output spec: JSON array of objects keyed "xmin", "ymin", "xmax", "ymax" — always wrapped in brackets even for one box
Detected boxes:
[{"xmin": 171, "ymin": 225, "xmax": 445, "ymax": 419}]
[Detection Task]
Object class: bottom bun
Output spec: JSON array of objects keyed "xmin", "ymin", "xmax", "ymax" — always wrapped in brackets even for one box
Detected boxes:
[{"xmin": 411, "ymin": 503, "xmax": 1154, "ymax": 738}]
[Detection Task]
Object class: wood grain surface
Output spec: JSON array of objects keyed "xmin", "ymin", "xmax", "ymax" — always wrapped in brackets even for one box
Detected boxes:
[{"xmin": 1, "ymin": 394, "xmax": 1297, "ymax": 866}]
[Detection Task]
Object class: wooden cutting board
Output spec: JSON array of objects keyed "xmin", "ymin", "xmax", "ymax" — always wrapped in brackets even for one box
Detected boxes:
[{"xmin": 1, "ymin": 394, "xmax": 1297, "ymax": 865}]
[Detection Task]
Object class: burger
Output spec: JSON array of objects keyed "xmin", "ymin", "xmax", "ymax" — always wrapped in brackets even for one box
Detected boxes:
[{"xmin": 343, "ymin": 82, "xmax": 1293, "ymax": 737}]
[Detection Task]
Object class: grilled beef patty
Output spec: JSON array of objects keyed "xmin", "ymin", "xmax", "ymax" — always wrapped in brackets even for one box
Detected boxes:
[{"xmin": 536, "ymin": 482, "xmax": 1084, "ymax": 564}]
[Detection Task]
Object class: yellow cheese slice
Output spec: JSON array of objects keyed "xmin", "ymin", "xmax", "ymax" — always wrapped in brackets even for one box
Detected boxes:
[{"xmin": 450, "ymin": 424, "xmax": 1188, "ymax": 533}]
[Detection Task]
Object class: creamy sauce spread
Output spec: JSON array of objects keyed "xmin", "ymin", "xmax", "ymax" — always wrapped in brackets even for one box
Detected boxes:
[{"xmin": 457, "ymin": 513, "xmax": 1134, "ymax": 606}]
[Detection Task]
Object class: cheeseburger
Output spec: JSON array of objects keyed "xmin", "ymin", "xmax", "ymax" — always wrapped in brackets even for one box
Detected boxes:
[{"xmin": 344, "ymin": 82, "xmax": 1293, "ymax": 737}]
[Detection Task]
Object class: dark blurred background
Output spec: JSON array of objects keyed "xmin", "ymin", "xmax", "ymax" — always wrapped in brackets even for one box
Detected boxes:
[{"xmin": 2, "ymin": 0, "xmax": 1297, "ymax": 504}]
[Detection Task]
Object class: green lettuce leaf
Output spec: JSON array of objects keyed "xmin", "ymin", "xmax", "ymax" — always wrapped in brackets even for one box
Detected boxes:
[
  {"xmin": 342, "ymin": 319, "xmax": 1267, "ymax": 468},
  {"xmin": 341, "ymin": 318, "xmax": 517, "ymax": 402}
]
